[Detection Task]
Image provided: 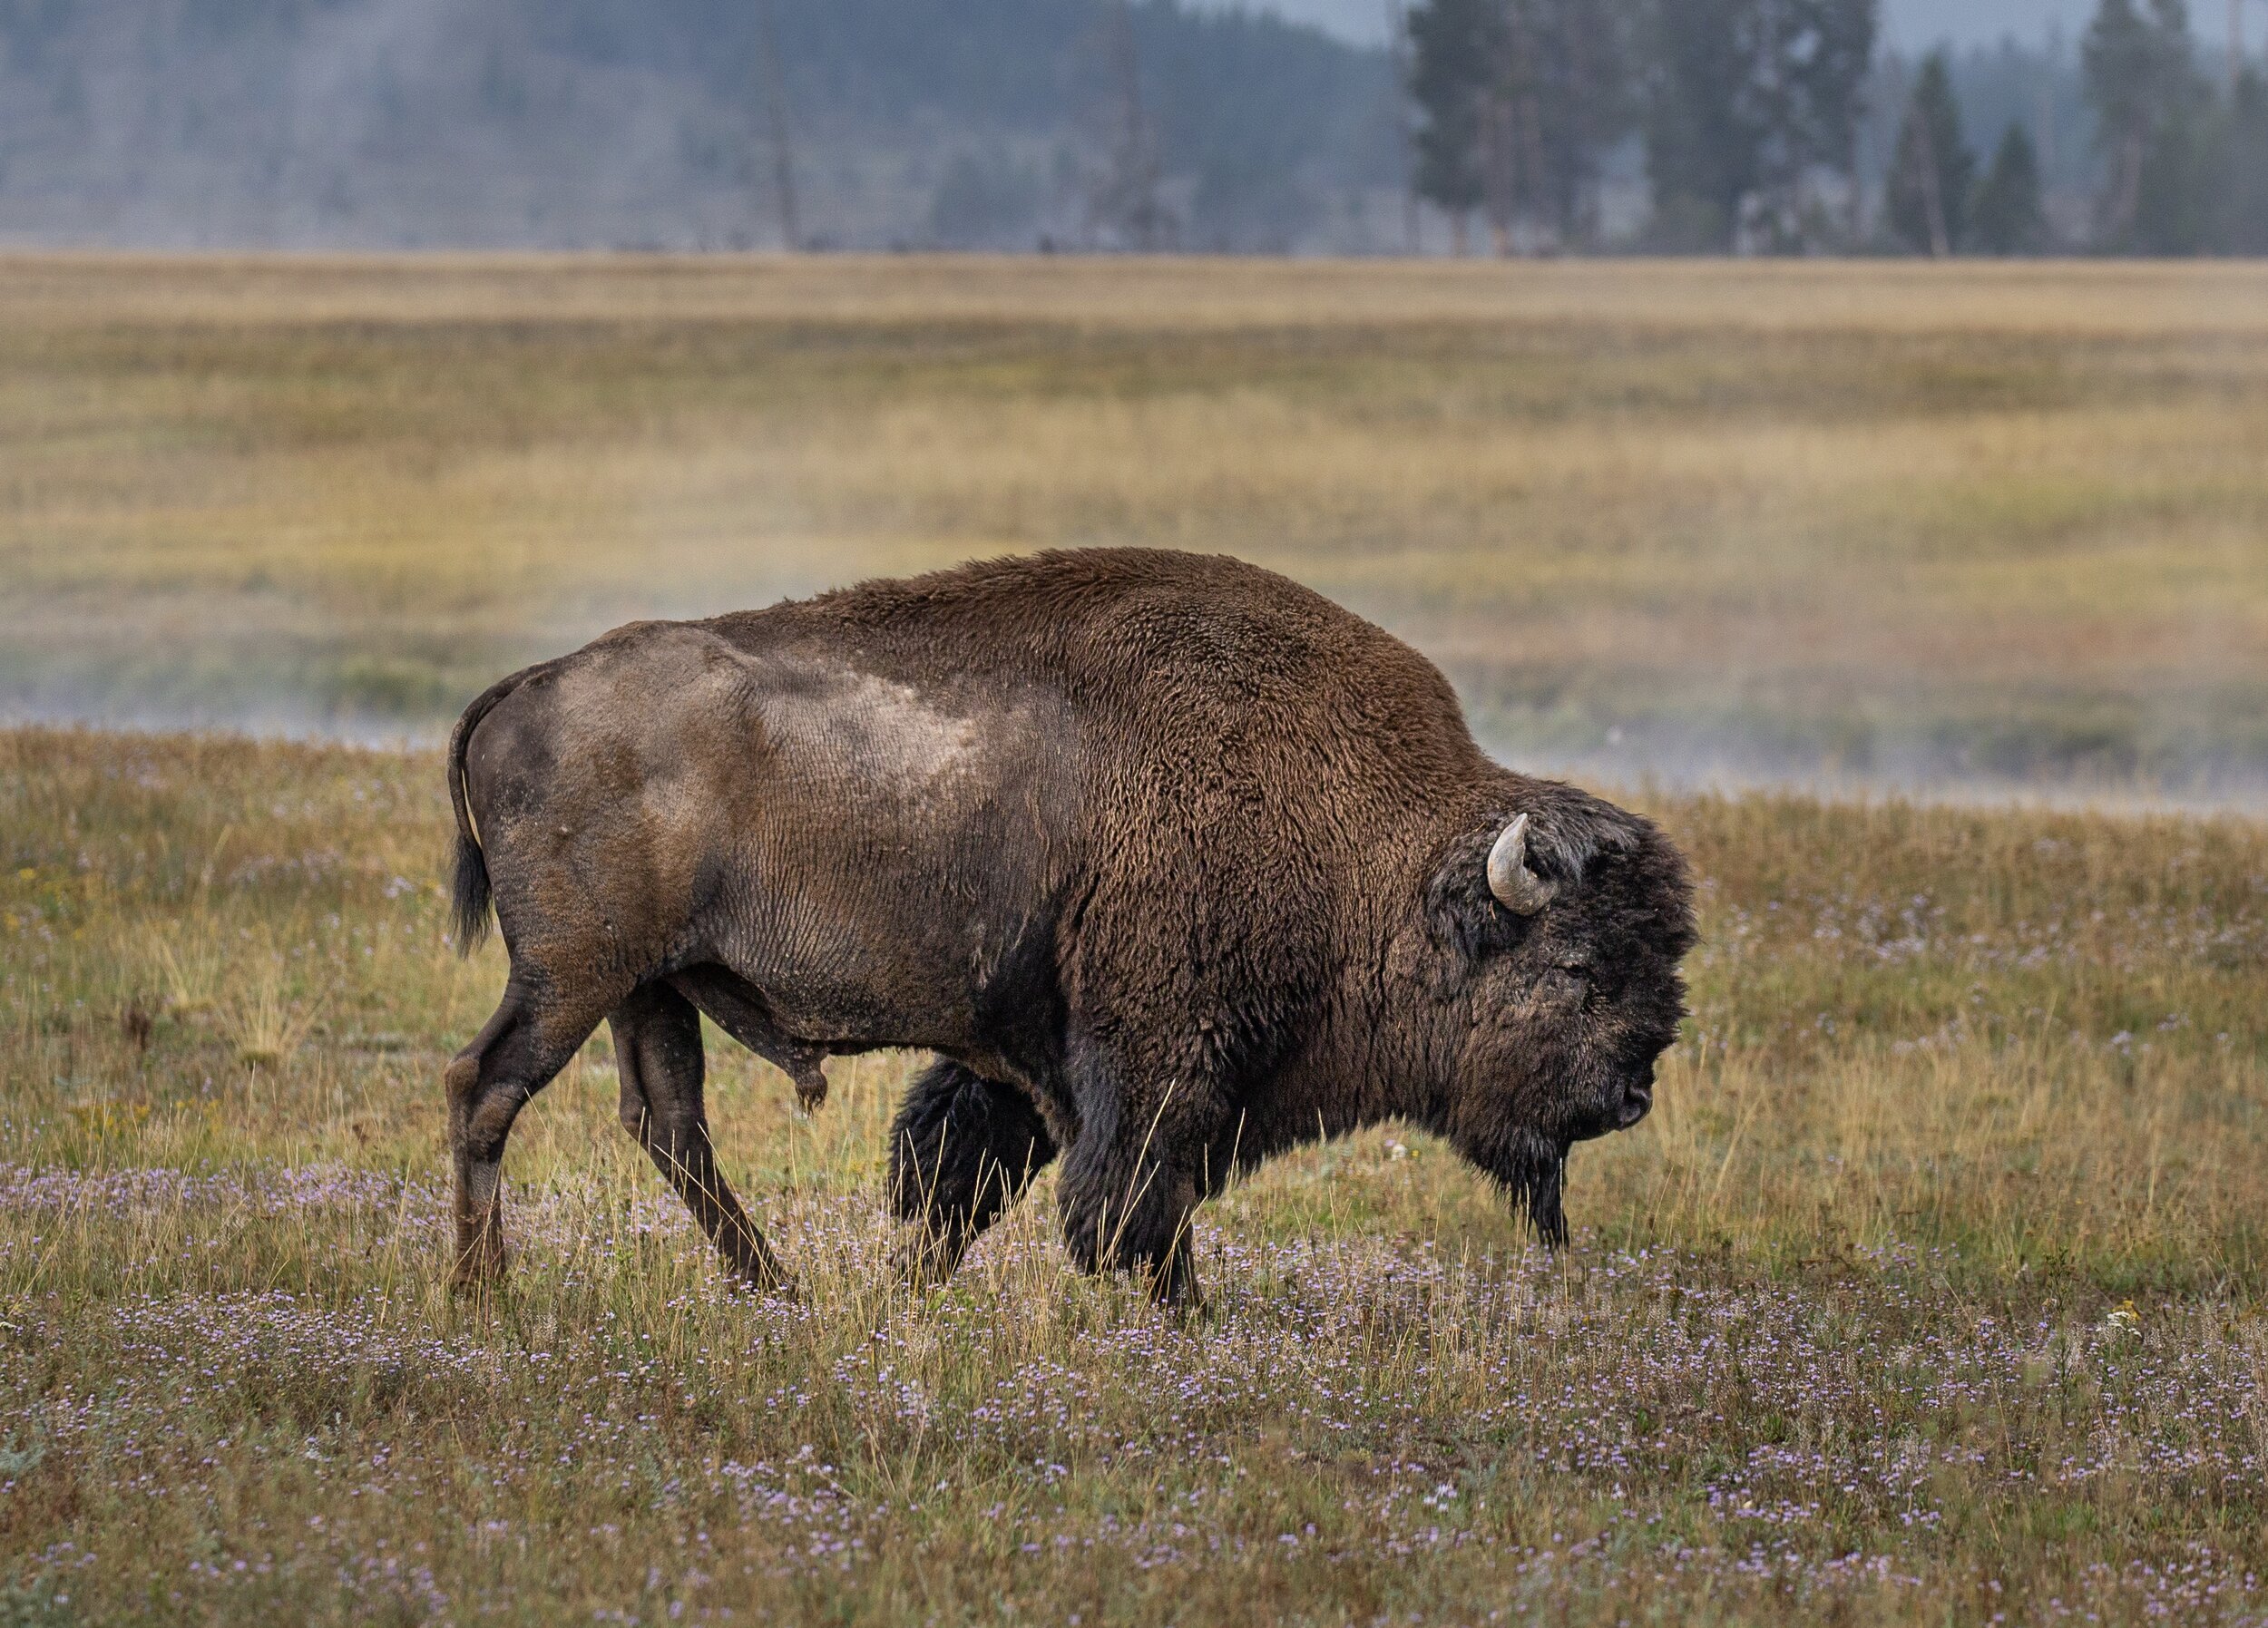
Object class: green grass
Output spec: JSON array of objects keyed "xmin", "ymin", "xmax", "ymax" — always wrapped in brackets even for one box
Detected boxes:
[{"xmin": 2, "ymin": 726, "xmax": 2263, "ymax": 1623}]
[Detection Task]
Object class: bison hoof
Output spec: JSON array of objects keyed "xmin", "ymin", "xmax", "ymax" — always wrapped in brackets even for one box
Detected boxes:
[
  {"xmin": 892, "ymin": 1224, "xmax": 969, "ymax": 1291},
  {"xmin": 1139, "ymin": 1254, "xmax": 1207, "ymax": 1321},
  {"xmin": 727, "ymin": 1269, "xmax": 800, "ymax": 1303},
  {"xmin": 449, "ymin": 1245, "xmax": 509, "ymax": 1292},
  {"xmin": 446, "ymin": 1224, "xmax": 510, "ymax": 1297}
]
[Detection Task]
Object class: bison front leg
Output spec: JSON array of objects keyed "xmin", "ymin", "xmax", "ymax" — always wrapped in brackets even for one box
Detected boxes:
[
  {"xmin": 445, "ymin": 983, "xmax": 610, "ymax": 1288},
  {"xmin": 1055, "ymin": 1083, "xmax": 1217, "ymax": 1311},
  {"xmin": 887, "ymin": 1058, "xmax": 1058, "ymax": 1288},
  {"xmin": 610, "ymin": 981, "xmax": 793, "ymax": 1294}
]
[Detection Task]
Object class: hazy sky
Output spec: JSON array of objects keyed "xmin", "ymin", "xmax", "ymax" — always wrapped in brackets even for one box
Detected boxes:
[{"xmin": 1242, "ymin": 0, "xmax": 2104, "ymax": 51}]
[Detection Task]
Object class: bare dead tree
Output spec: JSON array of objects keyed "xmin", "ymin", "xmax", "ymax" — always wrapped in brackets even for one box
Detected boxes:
[
  {"xmin": 1480, "ymin": 83, "xmax": 1517, "ymax": 254},
  {"xmin": 2038, "ymin": 41, "xmax": 2058, "ymax": 180},
  {"xmin": 1914, "ymin": 103, "xmax": 1950, "ymax": 257},
  {"xmin": 2233, "ymin": 0, "xmax": 2264, "ymax": 97},
  {"xmin": 1478, "ymin": 0, "xmax": 1523, "ymax": 257},
  {"xmin": 1384, "ymin": 0, "xmax": 1422, "ymax": 252},
  {"xmin": 753, "ymin": 0, "xmax": 801, "ymax": 249},
  {"xmin": 1092, "ymin": 0, "xmax": 1170, "ymax": 249}
]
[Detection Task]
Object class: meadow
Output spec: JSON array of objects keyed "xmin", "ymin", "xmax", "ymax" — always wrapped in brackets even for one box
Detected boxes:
[
  {"xmin": 1, "ymin": 256, "xmax": 2266, "ymax": 1623},
  {"xmin": 4, "ymin": 255, "xmax": 2266, "ymax": 789},
  {"xmin": 3, "ymin": 728, "xmax": 2264, "ymax": 1623}
]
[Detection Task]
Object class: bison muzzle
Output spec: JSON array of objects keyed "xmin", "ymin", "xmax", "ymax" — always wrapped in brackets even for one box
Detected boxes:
[{"xmin": 441, "ymin": 549, "xmax": 1695, "ymax": 1304}]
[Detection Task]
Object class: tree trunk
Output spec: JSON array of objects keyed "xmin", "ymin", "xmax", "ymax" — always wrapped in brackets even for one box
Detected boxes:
[
  {"xmin": 753, "ymin": 0, "xmax": 799, "ymax": 250},
  {"xmin": 2106, "ymin": 131, "xmax": 2144, "ymax": 244},
  {"xmin": 1520, "ymin": 90, "xmax": 1549, "ymax": 251},
  {"xmin": 1916, "ymin": 114, "xmax": 1950, "ymax": 258}
]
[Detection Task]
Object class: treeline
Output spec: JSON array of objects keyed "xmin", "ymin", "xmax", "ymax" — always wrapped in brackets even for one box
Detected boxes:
[
  {"xmin": 0, "ymin": 0, "xmax": 1400, "ymax": 252},
  {"xmin": 543, "ymin": 0, "xmax": 1401, "ymax": 246},
  {"xmin": 0, "ymin": 0, "xmax": 2261, "ymax": 252},
  {"xmin": 1404, "ymin": 0, "xmax": 2268, "ymax": 252}
]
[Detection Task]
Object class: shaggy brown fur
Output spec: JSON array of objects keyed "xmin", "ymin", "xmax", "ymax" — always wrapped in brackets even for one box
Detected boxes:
[{"xmin": 443, "ymin": 549, "xmax": 1695, "ymax": 1302}]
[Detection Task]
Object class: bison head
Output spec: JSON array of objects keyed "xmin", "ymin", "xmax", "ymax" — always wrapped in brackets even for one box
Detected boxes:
[{"xmin": 1413, "ymin": 784, "xmax": 1696, "ymax": 1245}]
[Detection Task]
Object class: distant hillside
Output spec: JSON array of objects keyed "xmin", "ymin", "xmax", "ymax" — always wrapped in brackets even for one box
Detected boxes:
[{"xmin": 0, "ymin": 0, "xmax": 1405, "ymax": 251}]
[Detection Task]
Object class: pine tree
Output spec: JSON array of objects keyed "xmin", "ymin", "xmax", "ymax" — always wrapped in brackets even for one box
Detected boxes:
[
  {"xmin": 1408, "ymin": 0, "xmax": 1495, "ymax": 249},
  {"xmin": 1475, "ymin": 0, "xmax": 1634, "ymax": 251},
  {"xmin": 2218, "ymin": 68, "xmax": 2268, "ymax": 251},
  {"xmin": 1886, "ymin": 51, "xmax": 1976, "ymax": 253},
  {"xmin": 1540, "ymin": 0, "xmax": 1638, "ymax": 245},
  {"xmin": 1783, "ymin": 0, "xmax": 1881, "ymax": 187},
  {"xmin": 1970, "ymin": 122, "xmax": 2049, "ymax": 253},
  {"xmin": 1646, "ymin": 0, "xmax": 1879, "ymax": 250},
  {"xmin": 1644, "ymin": 0, "xmax": 1757, "ymax": 247},
  {"xmin": 2084, "ymin": 0, "xmax": 2204, "ymax": 248}
]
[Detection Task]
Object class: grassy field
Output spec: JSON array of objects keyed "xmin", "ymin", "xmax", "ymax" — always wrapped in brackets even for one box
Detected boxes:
[
  {"xmin": 3, "ymin": 255, "xmax": 2267, "ymax": 1623},
  {"xmin": 1, "ymin": 727, "xmax": 2264, "ymax": 1624},
  {"xmin": 3, "ymin": 255, "xmax": 2266, "ymax": 790}
]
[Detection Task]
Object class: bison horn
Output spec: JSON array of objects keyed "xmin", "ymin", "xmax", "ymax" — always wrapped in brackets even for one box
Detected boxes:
[{"xmin": 1487, "ymin": 814, "xmax": 1558, "ymax": 915}]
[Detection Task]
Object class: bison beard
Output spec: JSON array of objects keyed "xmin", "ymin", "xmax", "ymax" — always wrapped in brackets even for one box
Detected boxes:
[
  {"xmin": 437, "ymin": 548, "xmax": 1694, "ymax": 1305},
  {"xmin": 1502, "ymin": 1131, "xmax": 1569, "ymax": 1251}
]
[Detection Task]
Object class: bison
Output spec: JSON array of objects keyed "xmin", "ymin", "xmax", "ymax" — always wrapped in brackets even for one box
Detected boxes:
[{"xmin": 442, "ymin": 549, "xmax": 1695, "ymax": 1304}]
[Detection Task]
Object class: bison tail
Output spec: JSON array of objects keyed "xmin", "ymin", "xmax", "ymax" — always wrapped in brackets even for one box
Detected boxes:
[
  {"xmin": 450, "ymin": 823, "xmax": 492, "ymax": 956},
  {"xmin": 445, "ymin": 670, "xmax": 527, "ymax": 956}
]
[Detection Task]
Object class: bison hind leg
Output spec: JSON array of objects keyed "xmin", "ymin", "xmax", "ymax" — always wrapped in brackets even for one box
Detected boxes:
[
  {"xmin": 611, "ymin": 981, "xmax": 795, "ymax": 1295},
  {"xmin": 446, "ymin": 980, "xmax": 613, "ymax": 1289},
  {"xmin": 888, "ymin": 1058, "xmax": 1057, "ymax": 1288}
]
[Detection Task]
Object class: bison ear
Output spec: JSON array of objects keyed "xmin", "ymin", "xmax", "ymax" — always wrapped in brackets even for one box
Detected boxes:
[
  {"xmin": 1486, "ymin": 814, "xmax": 1559, "ymax": 915},
  {"xmin": 1421, "ymin": 824, "xmax": 1534, "ymax": 984}
]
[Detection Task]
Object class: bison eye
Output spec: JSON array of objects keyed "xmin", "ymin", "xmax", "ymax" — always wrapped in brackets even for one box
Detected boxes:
[{"xmin": 1540, "ymin": 967, "xmax": 1589, "ymax": 1003}]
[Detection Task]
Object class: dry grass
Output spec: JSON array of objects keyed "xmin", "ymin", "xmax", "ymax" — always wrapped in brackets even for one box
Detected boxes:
[
  {"xmin": 4, "ymin": 255, "xmax": 2267, "ymax": 1622},
  {"xmin": 2, "ymin": 726, "xmax": 2263, "ymax": 1623},
  {"xmin": 2, "ymin": 255, "xmax": 2264, "ymax": 787}
]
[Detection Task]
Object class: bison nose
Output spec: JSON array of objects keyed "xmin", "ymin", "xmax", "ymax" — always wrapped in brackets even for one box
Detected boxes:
[{"xmin": 1615, "ymin": 1083, "xmax": 1653, "ymax": 1129}]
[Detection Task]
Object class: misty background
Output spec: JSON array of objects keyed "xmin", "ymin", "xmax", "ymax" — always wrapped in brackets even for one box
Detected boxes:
[
  {"xmin": 1256, "ymin": 0, "xmax": 2100, "ymax": 48},
  {"xmin": 2, "ymin": 5, "xmax": 2263, "ymax": 805},
  {"xmin": 0, "ymin": 0, "xmax": 2239, "ymax": 252}
]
